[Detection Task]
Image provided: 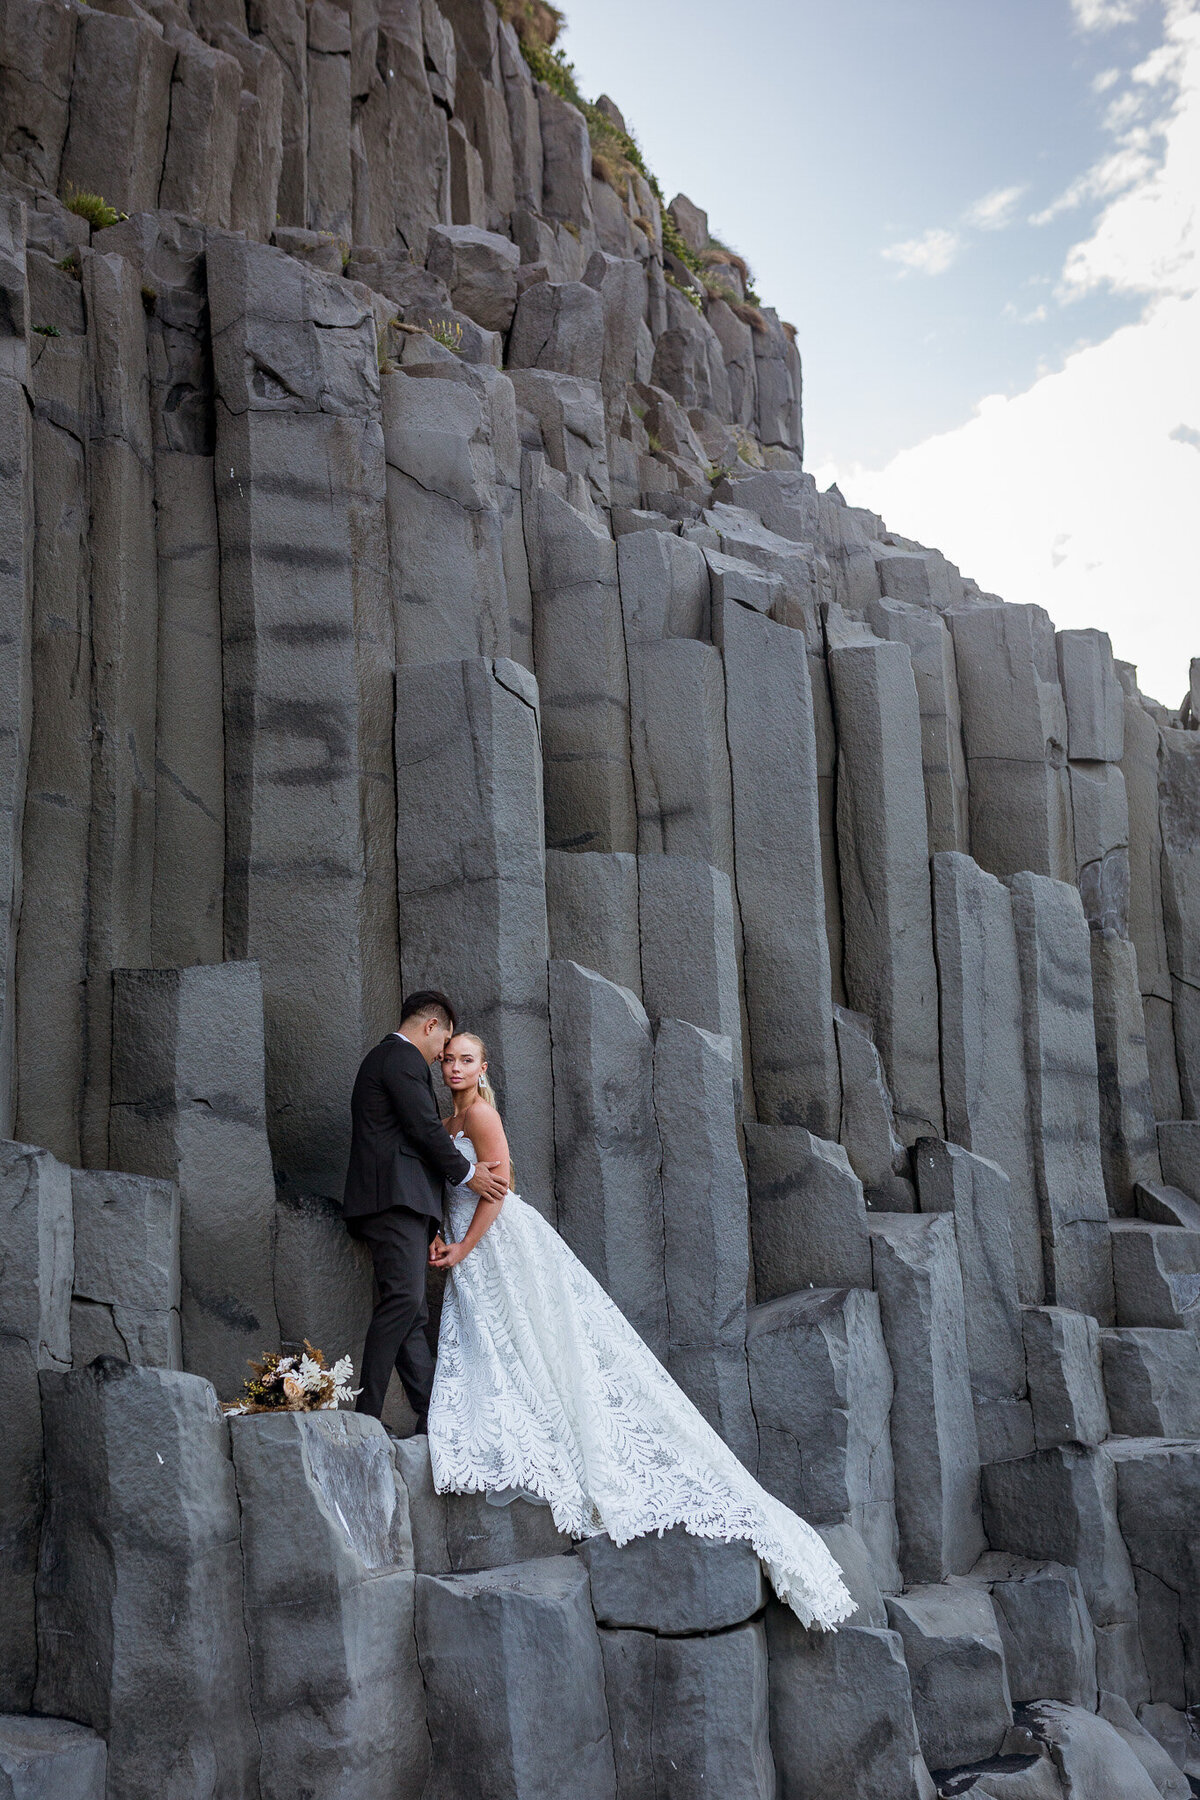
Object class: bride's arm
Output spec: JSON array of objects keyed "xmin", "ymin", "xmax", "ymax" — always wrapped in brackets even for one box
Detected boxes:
[{"xmin": 429, "ymin": 1104, "xmax": 510, "ymax": 1268}]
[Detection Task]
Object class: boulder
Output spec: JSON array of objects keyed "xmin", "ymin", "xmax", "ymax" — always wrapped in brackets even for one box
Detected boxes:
[
  {"xmin": 508, "ymin": 279, "xmax": 604, "ymax": 381},
  {"xmin": 981, "ymin": 1445, "xmax": 1147, "ymax": 1704},
  {"xmin": 869, "ymin": 1213, "xmax": 985, "ymax": 1583},
  {"xmin": 415, "ymin": 1557, "xmax": 616, "ymax": 1799},
  {"xmin": 1097, "ymin": 1691, "xmax": 1192, "ymax": 1799},
  {"xmin": 884, "ymin": 1582, "xmax": 1013, "ymax": 1770},
  {"xmin": 392, "ymin": 1437, "xmax": 570, "ymax": 1575},
  {"xmin": 230, "ymin": 1411, "xmax": 429, "ymax": 1799},
  {"xmin": 1022, "ymin": 1307, "xmax": 1110, "ymax": 1450},
  {"xmin": 550, "ymin": 962, "xmax": 666, "ymax": 1355},
  {"xmin": 108, "ymin": 961, "xmax": 281, "ymax": 1397},
  {"xmin": 744, "ymin": 1124, "xmax": 873, "ymax": 1297},
  {"xmin": 35, "ymin": 1363, "xmax": 258, "ymax": 1800},
  {"xmin": 0, "ymin": 1715, "xmax": 106, "ymax": 1800},
  {"xmin": 1109, "ymin": 1220, "xmax": 1200, "ymax": 1330},
  {"xmin": 747, "ymin": 1286, "xmax": 901, "ymax": 1592},
  {"xmin": 1010, "ymin": 872, "xmax": 1115, "ymax": 1322},
  {"xmin": 976, "ymin": 1553, "xmax": 1098, "ymax": 1708},
  {"xmin": 579, "ymin": 1526, "xmax": 765, "ymax": 1633},
  {"xmin": 600, "ymin": 1621, "xmax": 774, "ymax": 1800},
  {"xmin": 425, "ymin": 222, "xmax": 520, "ymax": 333},
  {"xmin": 0, "ymin": 1140, "xmax": 72, "ymax": 1710},
  {"xmin": 69, "ymin": 1168, "xmax": 181, "ymax": 1370},
  {"xmin": 1101, "ymin": 1327, "xmax": 1200, "ymax": 1437},
  {"xmin": 1028, "ymin": 1702, "xmax": 1163, "ymax": 1800},
  {"xmin": 765, "ymin": 1613, "xmax": 936, "ymax": 1800}
]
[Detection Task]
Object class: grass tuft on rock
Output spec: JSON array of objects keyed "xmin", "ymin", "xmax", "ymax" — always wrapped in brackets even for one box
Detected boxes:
[{"xmin": 62, "ymin": 185, "xmax": 124, "ymax": 230}]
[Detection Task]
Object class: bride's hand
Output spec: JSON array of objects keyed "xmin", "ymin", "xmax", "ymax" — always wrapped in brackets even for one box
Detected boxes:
[{"xmin": 429, "ymin": 1234, "xmax": 468, "ymax": 1269}]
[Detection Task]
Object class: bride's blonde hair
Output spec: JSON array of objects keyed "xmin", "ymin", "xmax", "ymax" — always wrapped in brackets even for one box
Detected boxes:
[{"xmin": 452, "ymin": 1031, "xmax": 515, "ymax": 1190}]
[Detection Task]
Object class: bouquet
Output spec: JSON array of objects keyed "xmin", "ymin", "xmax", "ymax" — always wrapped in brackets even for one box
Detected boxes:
[{"xmin": 224, "ymin": 1340, "xmax": 361, "ymax": 1415}]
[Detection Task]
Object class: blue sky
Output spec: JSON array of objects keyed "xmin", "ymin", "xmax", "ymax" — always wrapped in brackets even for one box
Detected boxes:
[{"xmin": 560, "ymin": 0, "xmax": 1200, "ymax": 703}]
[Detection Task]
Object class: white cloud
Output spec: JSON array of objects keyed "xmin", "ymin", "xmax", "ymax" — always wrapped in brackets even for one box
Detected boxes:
[
  {"xmin": 963, "ymin": 184, "xmax": 1028, "ymax": 229},
  {"xmin": 824, "ymin": 1, "xmax": 1200, "ymax": 708},
  {"xmin": 881, "ymin": 227, "xmax": 961, "ymax": 276},
  {"xmin": 1093, "ymin": 66, "xmax": 1123, "ymax": 90},
  {"xmin": 1072, "ymin": 0, "xmax": 1150, "ymax": 29}
]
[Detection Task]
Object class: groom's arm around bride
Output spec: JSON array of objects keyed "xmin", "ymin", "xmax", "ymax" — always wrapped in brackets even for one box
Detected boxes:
[{"xmin": 342, "ymin": 989, "xmax": 508, "ymax": 1425}]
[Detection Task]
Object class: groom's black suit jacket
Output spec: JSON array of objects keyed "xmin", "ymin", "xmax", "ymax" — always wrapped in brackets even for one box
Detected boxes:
[{"xmin": 342, "ymin": 1034, "xmax": 472, "ymax": 1227}]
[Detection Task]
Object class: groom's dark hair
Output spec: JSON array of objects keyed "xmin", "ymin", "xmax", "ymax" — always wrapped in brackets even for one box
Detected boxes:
[{"xmin": 400, "ymin": 989, "xmax": 457, "ymax": 1032}]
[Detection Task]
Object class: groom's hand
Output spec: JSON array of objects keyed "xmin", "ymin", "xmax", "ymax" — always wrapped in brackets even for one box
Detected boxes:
[
  {"xmin": 429, "ymin": 1233, "xmax": 467, "ymax": 1269},
  {"xmin": 467, "ymin": 1160, "xmax": 508, "ymax": 1204}
]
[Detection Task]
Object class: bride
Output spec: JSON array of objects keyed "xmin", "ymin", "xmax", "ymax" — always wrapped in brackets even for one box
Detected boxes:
[{"xmin": 424, "ymin": 1030, "xmax": 854, "ymax": 1631}]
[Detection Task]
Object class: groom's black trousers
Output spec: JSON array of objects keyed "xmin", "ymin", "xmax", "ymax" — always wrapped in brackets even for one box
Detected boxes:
[{"xmin": 351, "ymin": 1204, "xmax": 438, "ymax": 1424}]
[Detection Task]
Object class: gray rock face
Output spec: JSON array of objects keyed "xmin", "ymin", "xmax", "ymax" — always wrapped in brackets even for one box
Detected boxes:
[
  {"xmin": 747, "ymin": 1286, "xmax": 901, "ymax": 1592},
  {"xmin": 0, "ymin": 1140, "xmax": 72, "ymax": 1710},
  {"xmin": 1158, "ymin": 1119, "xmax": 1200, "ymax": 1201},
  {"xmin": 545, "ymin": 849, "xmax": 642, "ymax": 996},
  {"xmin": 834, "ymin": 1006, "xmax": 915, "ymax": 1211},
  {"xmin": 231, "ymin": 1411, "xmax": 429, "ymax": 1799},
  {"xmin": 426, "ymin": 222, "xmax": 520, "ymax": 332},
  {"xmin": 745, "ymin": 1123, "xmax": 873, "ymax": 1297},
  {"xmin": 1022, "ymin": 1306, "xmax": 1110, "ymax": 1450},
  {"xmin": 393, "ymin": 1436, "xmax": 571, "ymax": 1575},
  {"xmin": 885, "ymin": 1582, "xmax": 1013, "ymax": 1770},
  {"xmin": 932, "ymin": 852, "xmax": 1043, "ymax": 1303},
  {"xmin": 950, "ymin": 602, "xmax": 1074, "ymax": 883},
  {"xmin": 524, "ymin": 459, "xmax": 633, "ymax": 852},
  {"xmin": 600, "ymin": 1620, "xmax": 774, "ymax": 1800},
  {"xmin": 981, "ymin": 1444, "xmax": 1148, "ymax": 1704},
  {"xmin": 69, "ymin": 1169, "xmax": 180, "ymax": 1370},
  {"xmin": 0, "ymin": 1714, "xmax": 106, "ymax": 1800},
  {"xmin": 765, "ymin": 1612, "xmax": 936, "ymax": 1800},
  {"xmin": 869, "ymin": 1213, "xmax": 985, "ymax": 1583},
  {"xmin": 914, "ymin": 1141, "xmax": 1026, "ymax": 1431},
  {"xmin": 638, "ymin": 856, "xmax": 742, "ymax": 1085},
  {"xmin": 1158, "ymin": 729, "xmax": 1200, "ymax": 1115},
  {"xmin": 1096, "ymin": 1691, "xmax": 1192, "ymax": 1800},
  {"xmin": 1101, "ymin": 1327, "xmax": 1200, "ymax": 1437},
  {"xmin": 1092, "ymin": 929, "xmax": 1162, "ymax": 1212},
  {"xmin": 550, "ymin": 961, "xmax": 666, "ymax": 1354},
  {"xmin": 1058, "ymin": 629, "xmax": 1124, "ymax": 763},
  {"xmin": 977, "ymin": 1553, "xmax": 1098, "ymax": 1709},
  {"xmin": 1108, "ymin": 1439, "xmax": 1200, "ymax": 1709},
  {"xmin": 828, "ymin": 636, "xmax": 942, "ymax": 1143},
  {"xmin": 395, "ymin": 657, "xmax": 553, "ymax": 1209},
  {"xmin": 508, "ymin": 279, "xmax": 604, "ymax": 381},
  {"xmin": 35, "ymin": 1362, "xmax": 258, "ymax": 1800},
  {"xmin": 1010, "ymin": 872, "xmax": 1115, "ymax": 1323},
  {"xmin": 717, "ymin": 597, "xmax": 839, "ymax": 1135},
  {"xmin": 653, "ymin": 1019, "xmax": 756, "ymax": 1461},
  {"xmin": 207, "ymin": 234, "xmax": 398, "ymax": 1201},
  {"xmin": 416, "ymin": 1556, "xmax": 616, "ymax": 1800},
  {"xmin": 1029, "ymin": 1701, "xmax": 1164, "ymax": 1800},
  {"xmin": 108, "ymin": 961, "xmax": 281, "ymax": 1397},
  {"xmin": 578, "ymin": 1526, "xmax": 765, "ymax": 1632},
  {"xmin": 866, "ymin": 595, "xmax": 969, "ymax": 854},
  {"xmin": 1109, "ymin": 1219, "xmax": 1200, "ymax": 1330},
  {"xmin": 628, "ymin": 638, "xmax": 734, "ymax": 873}
]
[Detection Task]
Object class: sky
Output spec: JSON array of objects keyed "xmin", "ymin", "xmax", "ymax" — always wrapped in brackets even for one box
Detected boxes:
[{"xmin": 559, "ymin": 0, "xmax": 1200, "ymax": 705}]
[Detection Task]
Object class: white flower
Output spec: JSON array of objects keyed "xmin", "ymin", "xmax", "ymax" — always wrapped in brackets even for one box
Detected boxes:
[{"xmin": 298, "ymin": 1354, "xmax": 325, "ymax": 1391}]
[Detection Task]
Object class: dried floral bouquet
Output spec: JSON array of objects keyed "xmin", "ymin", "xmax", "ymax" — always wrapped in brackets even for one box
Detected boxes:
[{"xmin": 223, "ymin": 1340, "xmax": 361, "ymax": 1415}]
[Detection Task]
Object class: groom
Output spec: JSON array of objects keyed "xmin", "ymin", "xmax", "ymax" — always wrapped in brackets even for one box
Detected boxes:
[{"xmin": 343, "ymin": 990, "xmax": 508, "ymax": 1426}]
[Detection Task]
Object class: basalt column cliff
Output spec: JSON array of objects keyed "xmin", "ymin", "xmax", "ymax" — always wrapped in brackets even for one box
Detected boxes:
[{"xmin": 0, "ymin": 1, "xmax": 1198, "ymax": 1795}]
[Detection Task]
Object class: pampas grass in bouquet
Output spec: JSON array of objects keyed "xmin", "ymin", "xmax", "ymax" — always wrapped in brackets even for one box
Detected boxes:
[{"xmin": 223, "ymin": 1340, "xmax": 361, "ymax": 1415}]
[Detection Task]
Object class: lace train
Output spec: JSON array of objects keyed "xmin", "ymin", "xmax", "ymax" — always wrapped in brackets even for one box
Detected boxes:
[{"xmin": 428, "ymin": 1176, "xmax": 855, "ymax": 1630}]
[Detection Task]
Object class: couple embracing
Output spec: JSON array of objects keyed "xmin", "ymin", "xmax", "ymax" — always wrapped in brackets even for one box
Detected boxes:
[{"xmin": 342, "ymin": 989, "xmax": 853, "ymax": 1630}]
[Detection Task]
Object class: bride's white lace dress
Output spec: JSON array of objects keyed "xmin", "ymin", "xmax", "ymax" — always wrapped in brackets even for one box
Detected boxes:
[{"xmin": 428, "ymin": 1137, "xmax": 854, "ymax": 1629}]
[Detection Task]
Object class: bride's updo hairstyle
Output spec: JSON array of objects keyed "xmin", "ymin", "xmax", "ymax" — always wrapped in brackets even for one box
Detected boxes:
[{"xmin": 450, "ymin": 1031, "xmax": 516, "ymax": 1191}]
